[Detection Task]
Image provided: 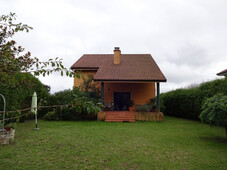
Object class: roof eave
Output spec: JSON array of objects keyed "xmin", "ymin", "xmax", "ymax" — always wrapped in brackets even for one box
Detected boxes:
[
  {"xmin": 71, "ymin": 67, "xmax": 99, "ymax": 70},
  {"xmin": 216, "ymin": 69, "xmax": 227, "ymax": 76},
  {"xmin": 94, "ymin": 79, "xmax": 167, "ymax": 82}
]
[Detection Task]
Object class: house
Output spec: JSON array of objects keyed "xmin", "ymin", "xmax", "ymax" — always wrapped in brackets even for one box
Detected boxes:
[
  {"xmin": 71, "ymin": 47, "xmax": 166, "ymax": 115},
  {"xmin": 217, "ymin": 69, "xmax": 227, "ymax": 77}
]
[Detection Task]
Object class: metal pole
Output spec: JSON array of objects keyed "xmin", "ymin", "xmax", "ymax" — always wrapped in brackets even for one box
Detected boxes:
[
  {"xmin": 157, "ymin": 82, "xmax": 160, "ymax": 112},
  {"xmin": 35, "ymin": 114, "xmax": 38, "ymax": 129},
  {"xmin": 101, "ymin": 82, "xmax": 104, "ymax": 104},
  {"xmin": 0, "ymin": 94, "xmax": 6, "ymax": 131}
]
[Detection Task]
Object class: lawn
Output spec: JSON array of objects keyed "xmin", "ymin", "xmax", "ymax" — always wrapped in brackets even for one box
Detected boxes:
[{"xmin": 0, "ymin": 116, "xmax": 227, "ymax": 170}]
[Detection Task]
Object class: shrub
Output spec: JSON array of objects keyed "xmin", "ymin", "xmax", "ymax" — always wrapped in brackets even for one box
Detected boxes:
[
  {"xmin": 43, "ymin": 110, "xmax": 59, "ymax": 121},
  {"xmin": 43, "ymin": 87, "xmax": 103, "ymax": 121},
  {"xmin": 5, "ymin": 122, "xmax": 16, "ymax": 129},
  {"xmin": 200, "ymin": 93, "xmax": 227, "ymax": 138},
  {"xmin": 128, "ymin": 100, "xmax": 134, "ymax": 107},
  {"xmin": 138, "ymin": 104, "xmax": 152, "ymax": 113}
]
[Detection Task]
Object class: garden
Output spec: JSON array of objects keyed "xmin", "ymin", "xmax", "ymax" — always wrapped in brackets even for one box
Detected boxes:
[
  {"xmin": 0, "ymin": 117, "xmax": 227, "ymax": 169},
  {"xmin": 1, "ymin": 12, "xmax": 227, "ymax": 170}
]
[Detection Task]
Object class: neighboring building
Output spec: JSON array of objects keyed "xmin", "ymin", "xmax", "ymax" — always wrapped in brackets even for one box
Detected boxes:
[
  {"xmin": 217, "ymin": 69, "xmax": 227, "ymax": 77},
  {"xmin": 71, "ymin": 47, "xmax": 166, "ymax": 111}
]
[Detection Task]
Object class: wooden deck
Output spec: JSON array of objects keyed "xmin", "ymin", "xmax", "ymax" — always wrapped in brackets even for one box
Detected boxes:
[
  {"xmin": 98, "ymin": 111, "xmax": 164, "ymax": 122},
  {"xmin": 105, "ymin": 111, "xmax": 135, "ymax": 122}
]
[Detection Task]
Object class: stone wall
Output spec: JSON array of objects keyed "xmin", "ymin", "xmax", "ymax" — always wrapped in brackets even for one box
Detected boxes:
[{"xmin": 0, "ymin": 129, "xmax": 15, "ymax": 145}]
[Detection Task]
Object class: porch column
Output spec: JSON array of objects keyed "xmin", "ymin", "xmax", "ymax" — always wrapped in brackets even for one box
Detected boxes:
[
  {"xmin": 157, "ymin": 82, "xmax": 160, "ymax": 112},
  {"xmin": 101, "ymin": 82, "xmax": 104, "ymax": 104}
]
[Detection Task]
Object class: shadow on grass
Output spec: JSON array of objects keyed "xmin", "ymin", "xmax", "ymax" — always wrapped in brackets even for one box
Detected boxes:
[{"xmin": 200, "ymin": 136, "xmax": 227, "ymax": 143}]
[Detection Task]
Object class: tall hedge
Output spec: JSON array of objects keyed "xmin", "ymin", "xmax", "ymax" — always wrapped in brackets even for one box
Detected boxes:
[
  {"xmin": 0, "ymin": 72, "xmax": 49, "ymax": 123},
  {"xmin": 161, "ymin": 78, "xmax": 227, "ymax": 120}
]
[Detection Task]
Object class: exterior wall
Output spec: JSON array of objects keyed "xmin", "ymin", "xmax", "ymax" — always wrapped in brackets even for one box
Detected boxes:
[
  {"xmin": 73, "ymin": 70, "xmax": 156, "ymax": 108},
  {"xmin": 104, "ymin": 82, "xmax": 155, "ymax": 107},
  {"xmin": 74, "ymin": 70, "xmax": 101, "ymax": 90}
]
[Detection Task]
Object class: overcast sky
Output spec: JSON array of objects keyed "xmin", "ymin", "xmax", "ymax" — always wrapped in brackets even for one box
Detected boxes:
[{"xmin": 1, "ymin": 0, "xmax": 227, "ymax": 93}]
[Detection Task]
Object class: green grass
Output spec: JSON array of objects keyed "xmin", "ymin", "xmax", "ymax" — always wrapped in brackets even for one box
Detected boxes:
[{"xmin": 0, "ymin": 116, "xmax": 227, "ymax": 170}]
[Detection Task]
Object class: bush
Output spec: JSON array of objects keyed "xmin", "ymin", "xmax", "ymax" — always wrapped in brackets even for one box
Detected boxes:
[
  {"xmin": 137, "ymin": 104, "xmax": 152, "ymax": 113},
  {"xmin": 43, "ymin": 87, "xmax": 103, "ymax": 121},
  {"xmin": 200, "ymin": 93, "xmax": 227, "ymax": 137},
  {"xmin": 5, "ymin": 122, "xmax": 17, "ymax": 129},
  {"xmin": 43, "ymin": 110, "xmax": 59, "ymax": 121}
]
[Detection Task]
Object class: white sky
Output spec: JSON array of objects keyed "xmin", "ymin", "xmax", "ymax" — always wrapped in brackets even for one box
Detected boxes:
[{"xmin": 1, "ymin": 0, "xmax": 227, "ymax": 93}]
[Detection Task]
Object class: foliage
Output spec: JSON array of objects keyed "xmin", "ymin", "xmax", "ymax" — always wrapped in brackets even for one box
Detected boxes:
[
  {"xmin": 150, "ymin": 97, "xmax": 156, "ymax": 104},
  {"xmin": 0, "ymin": 12, "xmax": 74, "ymax": 77},
  {"xmin": 41, "ymin": 73, "xmax": 103, "ymax": 121},
  {"xmin": 0, "ymin": 73, "xmax": 49, "ymax": 124},
  {"xmin": 0, "ymin": 12, "xmax": 77, "ymax": 126},
  {"xmin": 150, "ymin": 97, "xmax": 157, "ymax": 111},
  {"xmin": 43, "ymin": 110, "xmax": 59, "ymax": 121},
  {"xmin": 128, "ymin": 100, "xmax": 134, "ymax": 107},
  {"xmin": 5, "ymin": 122, "xmax": 16, "ymax": 129},
  {"xmin": 79, "ymin": 74, "xmax": 98, "ymax": 91},
  {"xmin": 136, "ymin": 97, "xmax": 157, "ymax": 113},
  {"xmin": 1, "ymin": 118, "xmax": 227, "ymax": 169},
  {"xmin": 200, "ymin": 93, "xmax": 227, "ymax": 137},
  {"xmin": 139, "ymin": 104, "xmax": 152, "ymax": 113},
  {"xmin": 42, "ymin": 87, "xmax": 103, "ymax": 121},
  {"xmin": 161, "ymin": 78, "xmax": 227, "ymax": 120}
]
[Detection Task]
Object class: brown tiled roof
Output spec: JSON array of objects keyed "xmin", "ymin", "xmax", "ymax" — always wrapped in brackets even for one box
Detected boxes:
[
  {"xmin": 217, "ymin": 69, "xmax": 227, "ymax": 76},
  {"xmin": 71, "ymin": 54, "xmax": 167, "ymax": 82}
]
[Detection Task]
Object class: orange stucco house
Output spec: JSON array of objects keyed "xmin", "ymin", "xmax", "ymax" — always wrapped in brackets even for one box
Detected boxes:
[{"xmin": 71, "ymin": 47, "xmax": 166, "ymax": 114}]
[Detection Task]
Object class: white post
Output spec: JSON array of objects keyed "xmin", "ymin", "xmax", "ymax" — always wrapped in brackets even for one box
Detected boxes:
[{"xmin": 31, "ymin": 92, "xmax": 39, "ymax": 130}]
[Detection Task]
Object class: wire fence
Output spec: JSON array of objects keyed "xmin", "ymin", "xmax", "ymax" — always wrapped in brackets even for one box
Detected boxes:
[{"xmin": 0, "ymin": 104, "xmax": 73, "ymax": 121}]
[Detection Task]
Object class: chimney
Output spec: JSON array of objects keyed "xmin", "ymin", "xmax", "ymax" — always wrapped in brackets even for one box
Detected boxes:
[{"xmin": 113, "ymin": 47, "xmax": 121, "ymax": 64}]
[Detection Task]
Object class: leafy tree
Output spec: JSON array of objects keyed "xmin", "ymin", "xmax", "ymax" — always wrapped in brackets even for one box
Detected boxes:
[
  {"xmin": 200, "ymin": 93, "xmax": 227, "ymax": 138},
  {"xmin": 79, "ymin": 74, "xmax": 98, "ymax": 91},
  {"xmin": 0, "ymin": 12, "xmax": 75, "ymax": 77},
  {"xmin": 0, "ymin": 12, "xmax": 76, "ymax": 125},
  {"xmin": 79, "ymin": 74, "xmax": 100, "ymax": 102}
]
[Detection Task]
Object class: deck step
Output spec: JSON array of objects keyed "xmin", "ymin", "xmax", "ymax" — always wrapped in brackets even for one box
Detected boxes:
[{"xmin": 105, "ymin": 111, "xmax": 135, "ymax": 122}]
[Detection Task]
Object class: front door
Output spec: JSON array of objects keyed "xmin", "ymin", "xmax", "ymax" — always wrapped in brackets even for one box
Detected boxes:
[{"xmin": 114, "ymin": 92, "xmax": 130, "ymax": 111}]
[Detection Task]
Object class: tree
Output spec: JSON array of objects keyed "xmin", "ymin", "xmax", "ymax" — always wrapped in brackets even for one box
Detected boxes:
[
  {"xmin": 200, "ymin": 93, "xmax": 227, "ymax": 138},
  {"xmin": 0, "ymin": 12, "xmax": 75, "ymax": 77},
  {"xmin": 0, "ymin": 12, "xmax": 76, "ymax": 125}
]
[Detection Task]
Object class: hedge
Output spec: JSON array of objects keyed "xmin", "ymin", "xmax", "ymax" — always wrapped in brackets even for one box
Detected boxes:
[
  {"xmin": 161, "ymin": 78, "xmax": 227, "ymax": 120},
  {"xmin": 0, "ymin": 73, "xmax": 49, "ymax": 123}
]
